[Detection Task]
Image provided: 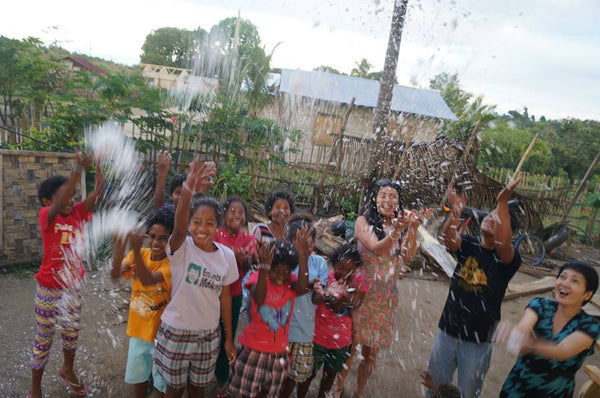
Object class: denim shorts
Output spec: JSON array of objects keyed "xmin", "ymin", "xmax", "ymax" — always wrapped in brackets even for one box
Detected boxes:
[{"xmin": 124, "ymin": 337, "xmax": 166, "ymax": 393}]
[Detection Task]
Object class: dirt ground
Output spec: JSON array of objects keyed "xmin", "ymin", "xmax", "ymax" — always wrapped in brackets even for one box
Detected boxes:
[{"xmin": 2, "ymin": 246, "xmax": 600, "ymax": 398}]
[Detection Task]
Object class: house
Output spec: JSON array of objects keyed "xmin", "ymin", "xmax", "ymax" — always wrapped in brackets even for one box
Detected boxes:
[
  {"xmin": 258, "ymin": 69, "xmax": 457, "ymax": 169},
  {"xmin": 63, "ymin": 55, "xmax": 107, "ymax": 77}
]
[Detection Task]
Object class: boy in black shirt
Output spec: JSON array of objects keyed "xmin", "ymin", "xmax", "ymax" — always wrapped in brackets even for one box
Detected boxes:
[{"xmin": 427, "ymin": 178, "xmax": 522, "ymax": 398}]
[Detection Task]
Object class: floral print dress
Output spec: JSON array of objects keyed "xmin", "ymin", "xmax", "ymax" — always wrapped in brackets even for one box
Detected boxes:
[{"xmin": 352, "ymin": 226, "xmax": 404, "ymax": 349}]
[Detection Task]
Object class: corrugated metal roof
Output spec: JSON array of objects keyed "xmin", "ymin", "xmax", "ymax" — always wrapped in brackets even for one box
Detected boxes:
[{"xmin": 279, "ymin": 69, "xmax": 457, "ymax": 121}]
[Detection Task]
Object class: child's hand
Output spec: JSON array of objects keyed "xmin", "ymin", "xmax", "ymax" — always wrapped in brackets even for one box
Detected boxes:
[
  {"xmin": 327, "ymin": 279, "xmax": 347, "ymax": 298},
  {"xmin": 127, "ymin": 230, "xmax": 145, "ymax": 251},
  {"xmin": 74, "ymin": 150, "xmax": 92, "ymax": 172},
  {"xmin": 420, "ymin": 371, "xmax": 436, "ymax": 389},
  {"xmin": 194, "ymin": 161, "xmax": 217, "ymax": 195},
  {"xmin": 257, "ymin": 240, "xmax": 275, "ymax": 266},
  {"xmin": 225, "ymin": 339, "xmax": 237, "ymax": 364},
  {"xmin": 293, "ymin": 225, "xmax": 313, "ymax": 258},
  {"xmin": 156, "ymin": 151, "xmax": 171, "ymax": 175},
  {"xmin": 313, "ymin": 278, "xmax": 324, "ymax": 295},
  {"xmin": 94, "ymin": 160, "xmax": 105, "ymax": 195}
]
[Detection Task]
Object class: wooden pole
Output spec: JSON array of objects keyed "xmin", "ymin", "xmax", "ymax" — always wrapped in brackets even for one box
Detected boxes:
[
  {"xmin": 439, "ymin": 119, "xmax": 482, "ymax": 207},
  {"xmin": 509, "ymin": 132, "xmax": 539, "ymax": 182},
  {"xmin": 559, "ymin": 151, "xmax": 600, "ymax": 224}
]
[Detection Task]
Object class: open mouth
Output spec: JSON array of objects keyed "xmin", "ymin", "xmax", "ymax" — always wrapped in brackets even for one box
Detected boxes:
[{"xmin": 557, "ymin": 288, "xmax": 569, "ymax": 298}]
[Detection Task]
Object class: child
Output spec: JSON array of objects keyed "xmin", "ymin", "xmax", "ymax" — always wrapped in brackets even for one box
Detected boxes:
[
  {"xmin": 229, "ymin": 231, "xmax": 311, "ymax": 398},
  {"xmin": 251, "ymin": 189, "xmax": 296, "ymax": 242},
  {"xmin": 280, "ymin": 214, "xmax": 329, "ymax": 398},
  {"xmin": 153, "ymin": 159, "xmax": 239, "ymax": 397},
  {"xmin": 112, "ymin": 207, "xmax": 174, "ymax": 398},
  {"xmin": 421, "ymin": 371, "xmax": 462, "ymax": 398},
  {"xmin": 213, "ymin": 196, "xmax": 258, "ymax": 397},
  {"xmin": 298, "ymin": 242, "xmax": 367, "ymax": 398},
  {"xmin": 30, "ymin": 152, "xmax": 104, "ymax": 398}
]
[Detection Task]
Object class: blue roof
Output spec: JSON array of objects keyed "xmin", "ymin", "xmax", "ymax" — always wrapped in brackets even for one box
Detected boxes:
[{"xmin": 279, "ymin": 69, "xmax": 458, "ymax": 121}]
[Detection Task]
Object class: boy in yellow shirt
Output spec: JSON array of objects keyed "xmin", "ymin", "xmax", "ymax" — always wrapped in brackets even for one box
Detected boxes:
[{"xmin": 112, "ymin": 207, "xmax": 174, "ymax": 398}]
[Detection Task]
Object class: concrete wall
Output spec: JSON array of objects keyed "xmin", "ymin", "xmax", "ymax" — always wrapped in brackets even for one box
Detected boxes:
[{"xmin": 0, "ymin": 150, "xmax": 84, "ymax": 266}]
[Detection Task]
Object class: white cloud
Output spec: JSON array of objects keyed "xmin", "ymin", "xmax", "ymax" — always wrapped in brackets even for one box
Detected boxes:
[{"xmin": 1, "ymin": 0, "xmax": 598, "ymax": 120}]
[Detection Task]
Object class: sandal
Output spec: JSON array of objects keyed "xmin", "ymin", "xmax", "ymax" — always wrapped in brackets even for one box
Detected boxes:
[{"xmin": 57, "ymin": 368, "xmax": 88, "ymax": 396}]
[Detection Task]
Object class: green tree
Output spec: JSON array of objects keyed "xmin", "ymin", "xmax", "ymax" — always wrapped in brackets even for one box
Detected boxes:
[
  {"xmin": 140, "ymin": 27, "xmax": 202, "ymax": 68},
  {"xmin": 350, "ymin": 58, "xmax": 373, "ymax": 78},
  {"xmin": 430, "ymin": 72, "xmax": 496, "ymax": 140}
]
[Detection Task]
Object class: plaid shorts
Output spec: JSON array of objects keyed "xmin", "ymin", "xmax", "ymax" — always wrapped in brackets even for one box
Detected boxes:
[
  {"xmin": 229, "ymin": 346, "xmax": 289, "ymax": 397},
  {"xmin": 153, "ymin": 323, "xmax": 220, "ymax": 389},
  {"xmin": 288, "ymin": 341, "xmax": 314, "ymax": 382}
]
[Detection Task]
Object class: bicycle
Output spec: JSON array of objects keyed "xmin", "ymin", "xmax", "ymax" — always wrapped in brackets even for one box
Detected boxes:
[{"xmin": 448, "ymin": 199, "xmax": 545, "ymax": 267}]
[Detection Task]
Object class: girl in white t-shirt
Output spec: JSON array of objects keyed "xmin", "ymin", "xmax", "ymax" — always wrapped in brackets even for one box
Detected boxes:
[{"xmin": 153, "ymin": 160, "xmax": 238, "ymax": 398}]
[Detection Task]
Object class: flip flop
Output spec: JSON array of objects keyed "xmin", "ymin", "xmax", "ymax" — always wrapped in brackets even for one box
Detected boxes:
[{"xmin": 57, "ymin": 368, "xmax": 88, "ymax": 396}]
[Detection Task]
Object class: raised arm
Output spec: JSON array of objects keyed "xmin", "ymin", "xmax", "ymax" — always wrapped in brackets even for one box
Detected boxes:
[
  {"xmin": 128, "ymin": 231, "xmax": 165, "ymax": 286},
  {"xmin": 82, "ymin": 160, "xmax": 104, "ymax": 214},
  {"xmin": 110, "ymin": 235, "xmax": 127, "ymax": 281},
  {"xmin": 494, "ymin": 178, "xmax": 521, "ymax": 265},
  {"xmin": 170, "ymin": 159, "xmax": 205, "ymax": 253},
  {"xmin": 152, "ymin": 151, "xmax": 171, "ymax": 210},
  {"xmin": 47, "ymin": 151, "xmax": 91, "ymax": 224},
  {"xmin": 441, "ymin": 185, "xmax": 465, "ymax": 253},
  {"xmin": 252, "ymin": 240, "xmax": 275, "ymax": 307},
  {"xmin": 293, "ymin": 225, "xmax": 311, "ymax": 296},
  {"xmin": 354, "ymin": 215, "xmax": 408, "ymax": 256}
]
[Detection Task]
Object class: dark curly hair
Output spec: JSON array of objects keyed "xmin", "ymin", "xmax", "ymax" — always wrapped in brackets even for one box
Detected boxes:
[
  {"xmin": 364, "ymin": 179, "xmax": 403, "ymax": 240},
  {"xmin": 222, "ymin": 196, "xmax": 250, "ymax": 227},
  {"xmin": 38, "ymin": 175, "xmax": 67, "ymax": 205},
  {"xmin": 287, "ymin": 212, "xmax": 316, "ymax": 240},
  {"xmin": 190, "ymin": 197, "xmax": 222, "ymax": 225},
  {"xmin": 271, "ymin": 239, "xmax": 299, "ymax": 271},
  {"xmin": 168, "ymin": 173, "xmax": 186, "ymax": 195},
  {"xmin": 330, "ymin": 240, "xmax": 362, "ymax": 268},
  {"xmin": 265, "ymin": 189, "xmax": 295, "ymax": 220},
  {"xmin": 146, "ymin": 207, "xmax": 175, "ymax": 234}
]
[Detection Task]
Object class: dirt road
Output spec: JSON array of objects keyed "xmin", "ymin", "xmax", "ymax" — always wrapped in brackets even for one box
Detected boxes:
[{"xmin": 2, "ymin": 266, "xmax": 599, "ymax": 397}]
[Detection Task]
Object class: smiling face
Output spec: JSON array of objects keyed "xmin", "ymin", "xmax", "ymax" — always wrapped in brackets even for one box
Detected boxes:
[
  {"xmin": 188, "ymin": 205, "xmax": 218, "ymax": 252},
  {"xmin": 269, "ymin": 263, "xmax": 292, "ymax": 286},
  {"xmin": 225, "ymin": 201, "xmax": 246, "ymax": 233},
  {"xmin": 147, "ymin": 223, "xmax": 169, "ymax": 261},
  {"xmin": 555, "ymin": 268, "xmax": 593, "ymax": 307},
  {"xmin": 270, "ymin": 198, "xmax": 291, "ymax": 226},
  {"xmin": 375, "ymin": 186, "xmax": 399, "ymax": 219}
]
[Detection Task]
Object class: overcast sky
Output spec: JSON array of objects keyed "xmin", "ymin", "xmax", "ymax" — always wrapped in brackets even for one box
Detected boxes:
[{"xmin": 3, "ymin": 0, "xmax": 599, "ymax": 121}]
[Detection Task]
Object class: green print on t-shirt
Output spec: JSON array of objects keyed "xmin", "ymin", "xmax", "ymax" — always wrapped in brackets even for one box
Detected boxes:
[{"xmin": 185, "ymin": 262, "xmax": 203, "ymax": 285}]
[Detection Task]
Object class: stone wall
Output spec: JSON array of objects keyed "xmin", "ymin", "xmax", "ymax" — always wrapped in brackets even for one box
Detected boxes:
[{"xmin": 0, "ymin": 150, "xmax": 85, "ymax": 266}]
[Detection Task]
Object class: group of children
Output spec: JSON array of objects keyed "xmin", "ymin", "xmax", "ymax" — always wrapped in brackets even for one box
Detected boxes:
[{"xmin": 30, "ymin": 153, "xmax": 372, "ymax": 398}]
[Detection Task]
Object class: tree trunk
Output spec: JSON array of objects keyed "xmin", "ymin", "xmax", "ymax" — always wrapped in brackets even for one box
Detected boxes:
[{"xmin": 362, "ymin": 0, "xmax": 409, "ymax": 210}]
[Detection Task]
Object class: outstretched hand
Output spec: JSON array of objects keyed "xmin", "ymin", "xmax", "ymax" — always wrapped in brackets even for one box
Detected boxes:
[
  {"xmin": 257, "ymin": 240, "xmax": 275, "ymax": 266},
  {"xmin": 156, "ymin": 151, "xmax": 171, "ymax": 174},
  {"xmin": 293, "ymin": 225, "xmax": 313, "ymax": 258},
  {"xmin": 497, "ymin": 176, "xmax": 521, "ymax": 204},
  {"xmin": 74, "ymin": 150, "xmax": 92, "ymax": 171}
]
